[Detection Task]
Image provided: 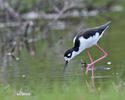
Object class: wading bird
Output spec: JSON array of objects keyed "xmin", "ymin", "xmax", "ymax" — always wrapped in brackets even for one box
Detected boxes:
[{"xmin": 64, "ymin": 21, "xmax": 111, "ymax": 77}]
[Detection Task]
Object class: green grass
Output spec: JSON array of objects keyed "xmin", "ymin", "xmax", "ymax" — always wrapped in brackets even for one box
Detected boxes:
[{"xmin": 0, "ymin": 81, "xmax": 124, "ymax": 100}]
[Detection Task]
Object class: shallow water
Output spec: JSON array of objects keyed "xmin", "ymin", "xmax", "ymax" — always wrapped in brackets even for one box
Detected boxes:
[{"xmin": 0, "ymin": 11, "xmax": 125, "ymax": 91}]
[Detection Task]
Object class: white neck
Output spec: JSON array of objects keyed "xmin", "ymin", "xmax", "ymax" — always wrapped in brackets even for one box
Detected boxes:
[{"xmin": 72, "ymin": 49, "xmax": 84, "ymax": 58}]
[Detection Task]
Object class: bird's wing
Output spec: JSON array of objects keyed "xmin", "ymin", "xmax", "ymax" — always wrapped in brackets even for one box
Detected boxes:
[{"xmin": 81, "ymin": 21, "xmax": 111, "ymax": 39}]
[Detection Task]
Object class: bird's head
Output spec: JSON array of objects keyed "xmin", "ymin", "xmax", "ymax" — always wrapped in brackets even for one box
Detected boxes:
[
  {"xmin": 63, "ymin": 48, "xmax": 75, "ymax": 73},
  {"xmin": 64, "ymin": 48, "xmax": 74, "ymax": 62}
]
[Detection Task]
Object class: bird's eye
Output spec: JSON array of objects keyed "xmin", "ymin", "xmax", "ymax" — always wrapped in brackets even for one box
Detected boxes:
[{"xmin": 67, "ymin": 53, "xmax": 71, "ymax": 57}]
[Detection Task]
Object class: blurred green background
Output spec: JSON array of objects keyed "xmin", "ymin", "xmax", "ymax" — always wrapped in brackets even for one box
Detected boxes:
[{"xmin": 0, "ymin": 0, "xmax": 125, "ymax": 100}]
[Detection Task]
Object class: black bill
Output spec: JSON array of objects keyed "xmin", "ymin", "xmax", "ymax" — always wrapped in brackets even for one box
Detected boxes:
[{"xmin": 63, "ymin": 61, "xmax": 68, "ymax": 73}]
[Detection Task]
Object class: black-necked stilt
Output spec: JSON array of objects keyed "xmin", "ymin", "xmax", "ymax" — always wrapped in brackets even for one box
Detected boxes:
[{"xmin": 64, "ymin": 21, "xmax": 111, "ymax": 77}]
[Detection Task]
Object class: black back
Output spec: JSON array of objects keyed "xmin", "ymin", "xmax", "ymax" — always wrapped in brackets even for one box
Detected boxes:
[{"xmin": 79, "ymin": 21, "xmax": 111, "ymax": 39}]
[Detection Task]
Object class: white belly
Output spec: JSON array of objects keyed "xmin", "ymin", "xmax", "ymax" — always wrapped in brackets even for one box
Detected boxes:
[{"xmin": 79, "ymin": 32, "xmax": 102, "ymax": 51}]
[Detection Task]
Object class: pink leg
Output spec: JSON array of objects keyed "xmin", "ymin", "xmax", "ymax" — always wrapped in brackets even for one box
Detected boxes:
[
  {"xmin": 86, "ymin": 48, "xmax": 94, "ymax": 78},
  {"xmin": 85, "ymin": 44, "xmax": 108, "ymax": 74}
]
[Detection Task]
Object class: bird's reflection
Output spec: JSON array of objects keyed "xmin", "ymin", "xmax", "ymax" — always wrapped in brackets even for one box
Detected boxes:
[
  {"xmin": 81, "ymin": 60, "xmax": 96, "ymax": 91},
  {"xmin": 83, "ymin": 67, "xmax": 111, "ymax": 91},
  {"xmin": 85, "ymin": 77, "xmax": 96, "ymax": 92}
]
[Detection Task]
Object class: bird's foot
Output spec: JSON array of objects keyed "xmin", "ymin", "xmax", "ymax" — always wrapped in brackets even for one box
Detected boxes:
[{"xmin": 80, "ymin": 60, "xmax": 87, "ymax": 70}]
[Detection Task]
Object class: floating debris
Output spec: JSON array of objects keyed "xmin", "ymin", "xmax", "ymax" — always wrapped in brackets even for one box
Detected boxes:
[{"xmin": 107, "ymin": 61, "xmax": 112, "ymax": 65}]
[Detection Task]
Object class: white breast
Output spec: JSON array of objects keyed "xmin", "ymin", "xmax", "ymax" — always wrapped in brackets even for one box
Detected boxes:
[{"xmin": 79, "ymin": 32, "xmax": 102, "ymax": 51}]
